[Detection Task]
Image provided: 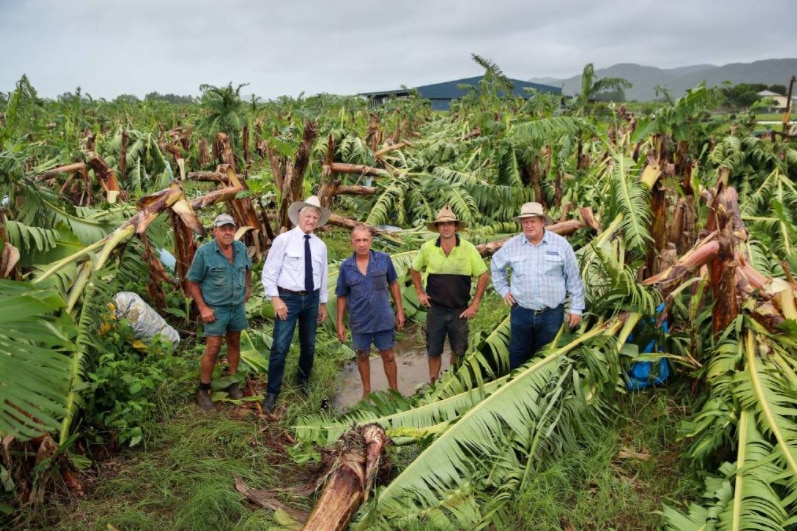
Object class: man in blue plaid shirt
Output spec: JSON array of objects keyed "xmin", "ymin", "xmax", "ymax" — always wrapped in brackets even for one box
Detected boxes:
[{"xmin": 491, "ymin": 202, "xmax": 585, "ymax": 370}]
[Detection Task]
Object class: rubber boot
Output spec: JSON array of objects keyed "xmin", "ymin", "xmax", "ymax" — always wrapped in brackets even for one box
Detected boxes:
[
  {"xmin": 225, "ymin": 381, "xmax": 243, "ymax": 400},
  {"xmin": 196, "ymin": 388, "xmax": 216, "ymax": 411}
]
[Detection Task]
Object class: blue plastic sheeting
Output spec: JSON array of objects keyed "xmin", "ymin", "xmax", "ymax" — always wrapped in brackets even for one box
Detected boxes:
[
  {"xmin": 158, "ymin": 248, "xmax": 176, "ymax": 272},
  {"xmin": 625, "ymin": 303, "xmax": 670, "ymax": 390}
]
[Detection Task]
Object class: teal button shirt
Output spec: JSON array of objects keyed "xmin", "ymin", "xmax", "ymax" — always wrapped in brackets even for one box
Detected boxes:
[{"xmin": 186, "ymin": 239, "xmax": 252, "ymax": 306}]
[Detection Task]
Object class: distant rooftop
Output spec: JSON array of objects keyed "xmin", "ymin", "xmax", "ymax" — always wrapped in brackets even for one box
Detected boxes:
[{"xmin": 360, "ymin": 75, "xmax": 562, "ymax": 110}]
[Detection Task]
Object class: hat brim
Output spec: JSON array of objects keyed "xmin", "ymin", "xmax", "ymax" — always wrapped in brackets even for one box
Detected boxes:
[
  {"xmin": 514, "ymin": 214, "xmax": 553, "ymax": 224},
  {"xmin": 288, "ymin": 200, "xmax": 332, "ymax": 227},
  {"xmin": 427, "ymin": 220, "xmax": 468, "ymax": 232}
]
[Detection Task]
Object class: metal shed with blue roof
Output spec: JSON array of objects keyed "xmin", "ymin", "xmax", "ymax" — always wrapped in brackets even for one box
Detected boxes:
[{"xmin": 360, "ymin": 75, "xmax": 562, "ymax": 110}]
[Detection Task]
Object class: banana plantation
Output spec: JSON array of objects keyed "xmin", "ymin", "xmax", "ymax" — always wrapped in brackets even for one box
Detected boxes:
[{"xmin": 2, "ymin": 59, "xmax": 797, "ymax": 530}]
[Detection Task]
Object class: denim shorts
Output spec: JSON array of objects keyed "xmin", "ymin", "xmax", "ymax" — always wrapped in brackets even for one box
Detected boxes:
[
  {"xmin": 425, "ymin": 304, "xmax": 468, "ymax": 358},
  {"xmin": 352, "ymin": 329, "xmax": 395, "ymax": 352},
  {"xmin": 204, "ymin": 303, "xmax": 248, "ymax": 336}
]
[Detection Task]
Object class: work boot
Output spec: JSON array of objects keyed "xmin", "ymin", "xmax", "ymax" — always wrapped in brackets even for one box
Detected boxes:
[
  {"xmin": 262, "ymin": 393, "xmax": 278, "ymax": 414},
  {"xmin": 196, "ymin": 389, "xmax": 216, "ymax": 411},
  {"xmin": 225, "ymin": 381, "xmax": 243, "ymax": 400}
]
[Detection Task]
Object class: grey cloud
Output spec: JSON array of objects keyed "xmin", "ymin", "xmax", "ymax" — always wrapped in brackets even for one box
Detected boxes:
[{"xmin": 1, "ymin": 0, "xmax": 795, "ymax": 100}]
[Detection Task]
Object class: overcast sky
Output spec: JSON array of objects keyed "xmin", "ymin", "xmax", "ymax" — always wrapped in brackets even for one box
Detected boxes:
[{"xmin": 1, "ymin": 0, "xmax": 795, "ymax": 101}]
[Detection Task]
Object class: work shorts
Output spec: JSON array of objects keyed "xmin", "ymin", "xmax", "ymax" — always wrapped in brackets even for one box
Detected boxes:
[
  {"xmin": 352, "ymin": 329, "xmax": 395, "ymax": 353},
  {"xmin": 204, "ymin": 303, "xmax": 248, "ymax": 336},
  {"xmin": 425, "ymin": 304, "xmax": 468, "ymax": 358}
]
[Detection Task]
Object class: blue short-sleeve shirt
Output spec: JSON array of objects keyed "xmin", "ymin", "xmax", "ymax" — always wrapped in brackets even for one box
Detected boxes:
[
  {"xmin": 335, "ymin": 250, "xmax": 398, "ymax": 334},
  {"xmin": 186, "ymin": 239, "xmax": 252, "ymax": 307}
]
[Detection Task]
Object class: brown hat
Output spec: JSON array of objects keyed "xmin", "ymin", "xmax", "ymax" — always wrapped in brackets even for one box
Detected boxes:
[
  {"xmin": 514, "ymin": 202, "xmax": 551, "ymax": 223},
  {"xmin": 427, "ymin": 204, "xmax": 468, "ymax": 232}
]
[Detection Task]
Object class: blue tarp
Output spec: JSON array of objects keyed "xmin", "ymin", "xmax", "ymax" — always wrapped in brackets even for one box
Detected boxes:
[{"xmin": 625, "ymin": 303, "xmax": 670, "ymax": 390}]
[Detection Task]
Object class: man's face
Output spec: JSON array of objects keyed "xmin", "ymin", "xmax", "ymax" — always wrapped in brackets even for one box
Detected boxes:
[
  {"xmin": 521, "ymin": 216, "xmax": 545, "ymax": 242},
  {"xmin": 351, "ymin": 229, "xmax": 373, "ymax": 257},
  {"xmin": 436, "ymin": 221, "xmax": 457, "ymax": 239},
  {"xmin": 214, "ymin": 224, "xmax": 236, "ymax": 247},
  {"xmin": 299, "ymin": 207, "xmax": 320, "ymax": 234}
]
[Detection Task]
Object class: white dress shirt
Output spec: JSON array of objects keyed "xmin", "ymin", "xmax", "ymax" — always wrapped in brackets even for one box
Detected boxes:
[{"xmin": 262, "ymin": 227, "xmax": 328, "ymax": 303}]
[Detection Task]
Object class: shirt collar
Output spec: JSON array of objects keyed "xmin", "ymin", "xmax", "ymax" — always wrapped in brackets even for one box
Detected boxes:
[
  {"xmin": 521, "ymin": 229, "xmax": 548, "ymax": 247},
  {"xmin": 435, "ymin": 234, "xmax": 461, "ymax": 247}
]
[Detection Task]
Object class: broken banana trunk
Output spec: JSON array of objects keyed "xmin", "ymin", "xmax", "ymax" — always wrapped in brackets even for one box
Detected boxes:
[{"xmin": 302, "ymin": 424, "xmax": 388, "ymax": 531}]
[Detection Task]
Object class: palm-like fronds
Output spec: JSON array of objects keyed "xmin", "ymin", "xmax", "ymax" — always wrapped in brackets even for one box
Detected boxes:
[
  {"xmin": 0, "ymin": 279, "xmax": 75, "ymax": 440},
  {"xmin": 353, "ymin": 320, "xmax": 624, "ymax": 528},
  {"xmin": 599, "ymin": 152, "xmax": 652, "ymax": 254}
]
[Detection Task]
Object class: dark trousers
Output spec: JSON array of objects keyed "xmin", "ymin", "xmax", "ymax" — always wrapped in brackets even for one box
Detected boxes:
[
  {"xmin": 509, "ymin": 304, "xmax": 564, "ymax": 369},
  {"xmin": 267, "ymin": 290, "xmax": 320, "ymax": 395}
]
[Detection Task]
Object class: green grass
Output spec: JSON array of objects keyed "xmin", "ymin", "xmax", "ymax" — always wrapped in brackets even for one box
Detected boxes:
[
  {"xmin": 9, "ymin": 292, "xmax": 704, "ymax": 530},
  {"xmin": 508, "ymin": 385, "xmax": 702, "ymax": 530}
]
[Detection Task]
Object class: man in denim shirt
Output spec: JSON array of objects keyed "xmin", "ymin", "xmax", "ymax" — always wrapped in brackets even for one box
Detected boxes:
[
  {"xmin": 186, "ymin": 213, "xmax": 252, "ymax": 411},
  {"xmin": 491, "ymin": 202, "xmax": 584, "ymax": 370},
  {"xmin": 336, "ymin": 224, "xmax": 405, "ymax": 399}
]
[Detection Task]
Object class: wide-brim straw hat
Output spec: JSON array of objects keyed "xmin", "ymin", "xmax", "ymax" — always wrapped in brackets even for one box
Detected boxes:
[
  {"xmin": 426, "ymin": 204, "xmax": 468, "ymax": 232},
  {"xmin": 288, "ymin": 195, "xmax": 332, "ymax": 227},
  {"xmin": 514, "ymin": 202, "xmax": 552, "ymax": 224}
]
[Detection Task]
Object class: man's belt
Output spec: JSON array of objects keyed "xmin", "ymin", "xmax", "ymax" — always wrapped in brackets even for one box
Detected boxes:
[
  {"xmin": 278, "ymin": 287, "xmax": 311, "ymax": 295},
  {"xmin": 528, "ymin": 304, "xmax": 564, "ymax": 315}
]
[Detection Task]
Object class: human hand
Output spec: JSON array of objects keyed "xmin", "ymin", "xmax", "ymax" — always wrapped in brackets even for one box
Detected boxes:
[
  {"xmin": 502, "ymin": 293, "xmax": 516, "ymax": 306},
  {"xmin": 272, "ymin": 297, "xmax": 288, "ymax": 320},
  {"xmin": 199, "ymin": 306, "xmax": 216, "ymax": 323},
  {"xmin": 396, "ymin": 310, "xmax": 405, "ymax": 330},
  {"xmin": 567, "ymin": 313, "xmax": 582, "ymax": 328},
  {"xmin": 459, "ymin": 302, "xmax": 479, "ymax": 320},
  {"xmin": 318, "ymin": 305, "xmax": 327, "ymax": 324},
  {"xmin": 337, "ymin": 324, "xmax": 346, "ymax": 342},
  {"xmin": 418, "ymin": 292, "xmax": 431, "ymax": 308}
]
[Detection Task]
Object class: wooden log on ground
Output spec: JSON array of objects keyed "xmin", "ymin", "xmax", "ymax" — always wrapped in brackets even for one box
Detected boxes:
[
  {"xmin": 328, "ymin": 162, "xmax": 394, "ymax": 179},
  {"xmin": 475, "ymin": 219, "xmax": 587, "ymax": 258},
  {"xmin": 302, "ymin": 424, "xmax": 388, "ymax": 531},
  {"xmin": 337, "ymin": 185, "xmax": 376, "ymax": 195},
  {"xmin": 36, "ymin": 162, "xmax": 86, "ymax": 180}
]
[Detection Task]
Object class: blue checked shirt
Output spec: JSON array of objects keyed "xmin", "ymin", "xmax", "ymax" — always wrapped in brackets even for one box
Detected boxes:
[{"xmin": 491, "ymin": 230, "xmax": 585, "ymax": 314}]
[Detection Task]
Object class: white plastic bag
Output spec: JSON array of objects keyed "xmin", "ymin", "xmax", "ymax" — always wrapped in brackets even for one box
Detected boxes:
[{"xmin": 114, "ymin": 292, "xmax": 180, "ymax": 347}]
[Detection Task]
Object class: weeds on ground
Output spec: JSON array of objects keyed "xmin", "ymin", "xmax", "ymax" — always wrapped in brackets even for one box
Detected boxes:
[{"xmin": 510, "ymin": 383, "xmax": 702, "ymax": 530}]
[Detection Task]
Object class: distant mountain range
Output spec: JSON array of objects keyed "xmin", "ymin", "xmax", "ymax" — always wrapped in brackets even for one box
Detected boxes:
[{"xmin": 528, "ymin": 59, "xmax": 797, "ymax": 102}]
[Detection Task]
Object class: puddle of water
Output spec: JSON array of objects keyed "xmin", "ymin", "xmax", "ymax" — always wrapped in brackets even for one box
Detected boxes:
[{"xmin": 332, "ymin": 326, "xmax": 451, "ymax": 411}]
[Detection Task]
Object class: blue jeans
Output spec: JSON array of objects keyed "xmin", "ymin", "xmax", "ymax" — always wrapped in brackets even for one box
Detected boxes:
[
  {"xmin": 509, "ymin": 304, "xmax": 564, "ymax": 370},
  {"xmin": 267, "ymin": 290, "xmax": 320, "ymax": 395}
]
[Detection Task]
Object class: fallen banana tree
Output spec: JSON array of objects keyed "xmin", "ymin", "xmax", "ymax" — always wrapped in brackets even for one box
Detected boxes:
[{"xmin": 292, "ymin": 313, "xmax": 639, "ymax": 529}]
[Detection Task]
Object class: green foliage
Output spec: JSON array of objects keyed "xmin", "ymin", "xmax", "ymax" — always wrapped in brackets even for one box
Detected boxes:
[
  {"xmin": 0, "ymin": 280, "xmax": 75, "ymax": 440},
  {"xmin": 84, "ymin": 320, "xmax": 189, "ymax": 447}
]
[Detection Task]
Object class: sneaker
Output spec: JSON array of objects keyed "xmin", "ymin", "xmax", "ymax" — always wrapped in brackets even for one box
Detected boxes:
[
  {"xmin": 196, "ymin": 389, "xmax": 216, "ymax": 411},
  {"xmin": 262, "ymin": 393, "xmax": 278, "ymax": 414},
  {"xmin": 225, "ymin": 382, "xmax": 243, "ymax": 400}
]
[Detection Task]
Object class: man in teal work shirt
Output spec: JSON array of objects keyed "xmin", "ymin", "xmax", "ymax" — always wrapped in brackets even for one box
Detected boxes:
[{"xmin": 186, "ymin": 213, "xmax": 252, "ymax": 411}]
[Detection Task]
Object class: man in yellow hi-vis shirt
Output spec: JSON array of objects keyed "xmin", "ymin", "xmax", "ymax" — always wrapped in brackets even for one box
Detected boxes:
[{"xmin": 410, "ymin": 205, "xmax": 489, "ymax": 384}]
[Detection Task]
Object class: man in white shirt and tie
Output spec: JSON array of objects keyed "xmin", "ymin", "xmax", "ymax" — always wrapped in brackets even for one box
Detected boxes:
[{"xmin": 261, "ymin": 196, "xmax": 330, "ymax": 414}]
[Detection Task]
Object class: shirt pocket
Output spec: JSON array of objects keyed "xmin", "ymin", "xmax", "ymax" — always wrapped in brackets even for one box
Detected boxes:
[
  {"xmin": 210, "ymin": 266, "xmax": 227, "ymax": 288},
  {"xmin": 348, "ymin": 276, "xmax": 365, "ymax": 298},
  {"xmin": 234, "ymin": 265, "xmax": 246, "ymax": 288},
  {"xmin": 367, "ymin": 270, "xmax": 388, "ymax": 291},
  {"xmin": 285, "ymin": 248, "xmax": 303, "ymax": 273},
  {"xmin": 543, "ymin": 254, "xmax": 563, "ymax": 275}
]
